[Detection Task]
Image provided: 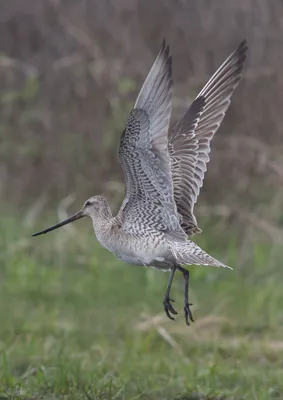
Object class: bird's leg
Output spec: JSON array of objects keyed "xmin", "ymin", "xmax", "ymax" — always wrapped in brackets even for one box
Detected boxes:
[
  {"xmin": 163, "ymin": 266, "xmax": 178, "ymax": 320},
  {"xmin": 177, "ymin": 266, "xmax": 194, "ymax": 325}
]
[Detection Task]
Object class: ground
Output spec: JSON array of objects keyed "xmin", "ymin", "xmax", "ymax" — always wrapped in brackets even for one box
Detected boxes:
[{"xmin": 0, "ymin": 214, "xmax": 282, "ymax": 399}]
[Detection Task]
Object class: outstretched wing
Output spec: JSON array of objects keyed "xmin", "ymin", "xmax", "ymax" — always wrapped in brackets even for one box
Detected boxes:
[
  {"xmin": 169, "ymin": 40, "xmax": 248, "ymax": 236},
  {"xmin": 118, "ymin": 40, "xmax": 186, "ymax": 240}
]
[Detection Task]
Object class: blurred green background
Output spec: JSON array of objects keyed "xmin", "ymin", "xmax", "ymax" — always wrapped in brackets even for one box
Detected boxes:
[{"xmin": 1, "ymin": 1, "xmax": 283, "ymax": 399}]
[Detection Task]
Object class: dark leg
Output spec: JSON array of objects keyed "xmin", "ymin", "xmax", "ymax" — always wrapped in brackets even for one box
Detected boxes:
[
  {"xmin": 163, "ymin": 266, "xmax": 178, "ymax": 320},
  {"xmin": 177, "ymin": 266, "xmax": 194, "ymax": 325}
]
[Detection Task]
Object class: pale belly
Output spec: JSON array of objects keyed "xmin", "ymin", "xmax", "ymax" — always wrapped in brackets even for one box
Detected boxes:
[
  {"xmin": 99, "ymin": 235, "xmax": 174, "ymax": 270},
  {"xmin": 115, "ymin": 252, "xmax": 173, "ymax": 270}
]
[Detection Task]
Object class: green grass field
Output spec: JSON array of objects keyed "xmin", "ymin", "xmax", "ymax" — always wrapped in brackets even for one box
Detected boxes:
[{"xmin": 0, "ymin": 214, "xmax": 283, "ymax": 399}]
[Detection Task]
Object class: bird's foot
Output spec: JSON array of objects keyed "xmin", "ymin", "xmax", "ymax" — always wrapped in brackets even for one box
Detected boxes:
[
  {"xmin": 163, "ymin": 296, "xmax": 178, "ymax": 321},
  {"xmin": 184, "ymin": 302, "xmax": 194, "ymax": 325}
]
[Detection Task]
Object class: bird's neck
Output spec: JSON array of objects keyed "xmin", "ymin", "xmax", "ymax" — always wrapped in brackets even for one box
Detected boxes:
[
  {"xmin": 91, "ymin": 203, "xmax": 115, "ymax": 235},
  {"xmin": 92, "ymin": 216, "xmax": 122, "ymax": 251}
]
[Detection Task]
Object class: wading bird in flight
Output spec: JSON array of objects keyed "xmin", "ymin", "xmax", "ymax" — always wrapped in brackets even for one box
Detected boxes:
[{"xmin": 33, "ymin": 40, "xmax": 247, "ymax": 325}]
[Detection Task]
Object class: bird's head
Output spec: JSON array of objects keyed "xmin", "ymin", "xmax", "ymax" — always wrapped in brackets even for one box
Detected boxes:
[
  {"xmin": 32, "ymin": 195, "xmax": 111, "ymax": 237},
  {"xmin": 81, "ymin": 195, "xmax": 110, "ymax": 217}
]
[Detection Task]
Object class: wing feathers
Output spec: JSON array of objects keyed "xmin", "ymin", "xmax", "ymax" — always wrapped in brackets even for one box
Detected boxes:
[
  {"xmin": 169, "ymin": 40, "xmax": 248, "ymax": 235},
  {"xmin": 118, "ymin": 40, "xmax": 185, "ymax": 239}
]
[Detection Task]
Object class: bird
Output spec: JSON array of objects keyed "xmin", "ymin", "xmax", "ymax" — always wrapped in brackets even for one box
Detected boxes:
[{"xmin": 32, "ymin": 39, "xmax": 248, "ymax": 325}]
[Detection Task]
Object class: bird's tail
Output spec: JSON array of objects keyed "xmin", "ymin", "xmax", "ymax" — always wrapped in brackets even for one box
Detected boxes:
[{"xmin": 170, "ymin": 240, "xmax": 232, "ymax": 269}]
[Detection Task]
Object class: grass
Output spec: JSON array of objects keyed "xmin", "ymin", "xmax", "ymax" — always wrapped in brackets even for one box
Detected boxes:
[{"xmin": 0, "ymin": 212, "xmax": 283, "ymax": 399}]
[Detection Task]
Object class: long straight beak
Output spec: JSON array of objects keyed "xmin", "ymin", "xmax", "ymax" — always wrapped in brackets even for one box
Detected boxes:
[{"xmin": 32, "ymin": 210, "xmax": 84, "ymax": 237}]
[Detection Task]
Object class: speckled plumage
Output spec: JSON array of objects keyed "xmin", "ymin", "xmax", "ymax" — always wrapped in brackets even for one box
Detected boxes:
[{"xmin": 33, "ymin": 40, "xmax": 248, "ymax": 324}]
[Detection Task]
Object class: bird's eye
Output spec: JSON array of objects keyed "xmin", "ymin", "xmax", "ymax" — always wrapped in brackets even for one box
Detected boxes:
[{"xmin": 85, "ymin": 200, "xmax": 91, "ymax": 206}]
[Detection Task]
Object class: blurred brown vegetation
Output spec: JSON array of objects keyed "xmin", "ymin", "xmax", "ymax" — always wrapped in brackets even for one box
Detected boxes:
[{"xmin": 1, "ymin": 0, "xmax": 283, "ymax": 226}]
